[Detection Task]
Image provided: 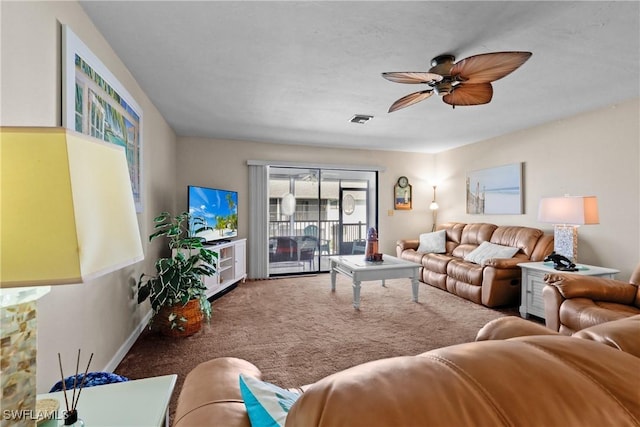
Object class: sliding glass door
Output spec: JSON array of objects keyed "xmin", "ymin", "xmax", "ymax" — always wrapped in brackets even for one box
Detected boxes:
[{"xmin": 268, "ymin": 167, "xmax": 377, "ymax": 276}]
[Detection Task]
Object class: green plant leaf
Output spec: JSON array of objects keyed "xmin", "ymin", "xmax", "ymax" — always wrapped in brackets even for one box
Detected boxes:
[{"xmin": 136, "ymin": 211, "xmax": 218, "ymax": 327}]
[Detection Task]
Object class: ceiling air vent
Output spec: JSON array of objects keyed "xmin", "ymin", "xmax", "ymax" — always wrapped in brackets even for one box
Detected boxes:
[{"xmin": 350, "ymin": 114, "xmax": 373, "ymax": 124}]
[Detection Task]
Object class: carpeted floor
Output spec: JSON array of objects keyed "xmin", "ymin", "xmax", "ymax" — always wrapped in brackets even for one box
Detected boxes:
[{"xmin": 115, "ymin": 274, "xmax": 520, "ymax": 423}]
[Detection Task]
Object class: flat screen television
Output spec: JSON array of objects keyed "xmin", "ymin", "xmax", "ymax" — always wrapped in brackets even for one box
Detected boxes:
[{"xmin": 188, "ymin": 185, "xmax": 238, "ymax": 243}]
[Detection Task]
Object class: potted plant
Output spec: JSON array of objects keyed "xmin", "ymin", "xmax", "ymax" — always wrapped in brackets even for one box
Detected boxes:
[{"xmin": 137, "ymin": 211, "xmax": 218, "ymax": 337}]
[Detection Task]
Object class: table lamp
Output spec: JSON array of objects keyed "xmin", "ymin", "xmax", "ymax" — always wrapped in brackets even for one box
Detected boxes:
[
  {"xmin": 429, "ymin": 186, "xmax": 439, "ymax": 232},
  {"xmin": 537, "ymin": 195, "xmax": 599, "ymax": 263},
  {"xmin": 1, "ymin": 127, "xmax": 144, "ymax": 426}
]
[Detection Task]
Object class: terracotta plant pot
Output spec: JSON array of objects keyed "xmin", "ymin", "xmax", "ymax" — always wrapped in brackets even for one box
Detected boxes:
[{"xmin": 156, "ymin": 299, "xmax": 203, "ymax": 338}]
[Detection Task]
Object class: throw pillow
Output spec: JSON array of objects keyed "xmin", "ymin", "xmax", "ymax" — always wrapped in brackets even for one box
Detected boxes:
[
  {"xmin": 239, "ymin": 374, "xmax": 300, "ymax": 427},
  {"xmin": 464, "ymin": 241, "xmax": 519, "ymax": 266},
  {"xmin": 417, "ymin": 229, "xmax": 446, "ymax": 253}
]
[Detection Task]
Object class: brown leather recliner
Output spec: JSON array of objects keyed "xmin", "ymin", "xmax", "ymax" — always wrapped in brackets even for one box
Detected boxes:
[
  {"xmin": 477, "ymin": 314, "xmax": 640, "ymax": 358},
  {"xmin": 542, "ymin": 262, "xmax": 640, "ymax": 334},
  {"xmin": 173, "ymin": 317, "xmax": 640, "ymax": 427}
]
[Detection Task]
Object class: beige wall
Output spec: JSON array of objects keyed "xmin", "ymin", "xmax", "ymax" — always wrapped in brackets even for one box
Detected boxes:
[
  {"xmin": 177, "ymin": 97, "xmax": 639, "ymax": 279},
  {"xmin": 1, "ymin": 1, "xmax": 178, "ymax": 392},
  {"xmin": 176, "ymin": 138, "xmax": 435, "ymax": 263},
  {"xmin": 436, "ymin": 98, "xmax": 639, "ymax": 278}
]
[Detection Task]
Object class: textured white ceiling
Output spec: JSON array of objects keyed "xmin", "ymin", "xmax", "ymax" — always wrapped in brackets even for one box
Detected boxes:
[{"xmin": 80, "ymin": 1, "xmax": 639, "ymax": 153}]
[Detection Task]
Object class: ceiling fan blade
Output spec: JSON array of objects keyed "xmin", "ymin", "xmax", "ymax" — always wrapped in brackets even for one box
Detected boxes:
[
  {"xmin": 442, "ymin": 83, "xmax": 493, "ymax": 107},
  {"xmin": 388, "ymin": 90, "xmax": 433, "ymax": 112},
  {"xmin": 382, "ymin": 72, "xmax": 443, "ymax": 84},
  {"xmin": 450, "ymin": 52, "xmax": 532, "ymax": 84}
]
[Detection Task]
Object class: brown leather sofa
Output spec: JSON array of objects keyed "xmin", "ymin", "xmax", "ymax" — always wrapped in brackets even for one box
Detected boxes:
[
  {"xmin": 543, "ymin": 263, "xmax": 640, "ymax": 334},
  {"xmin": 396, "ymin": 222, "xmax": 553, "ymax": 307},
  {"xmin": 173, "ymin": 316, "xmax": 640, "ymax": 427}
]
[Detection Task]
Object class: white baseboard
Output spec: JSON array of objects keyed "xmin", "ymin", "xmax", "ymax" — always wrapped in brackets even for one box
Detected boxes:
[{"xmin": 102, "ymin": 308, "xmax": 153, "ymax": 373}]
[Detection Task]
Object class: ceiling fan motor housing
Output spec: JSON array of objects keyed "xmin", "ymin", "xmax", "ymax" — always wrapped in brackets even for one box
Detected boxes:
[
  {"xmin": 429, "ymin": 55, "xmax": 456, "ymax": 95},
  {"xmin": 429, "ymin": 54, "xmax": 456, "ymax": 76},
  {"xmin": 433, "ymin": 81, "xmax": 453, "ymax": 96}
]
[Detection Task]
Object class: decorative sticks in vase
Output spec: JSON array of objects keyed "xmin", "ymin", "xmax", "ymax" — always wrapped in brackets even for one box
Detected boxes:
[{"xmin": 57, "ymin": 350, "xmax": 93, "ymax": 426}]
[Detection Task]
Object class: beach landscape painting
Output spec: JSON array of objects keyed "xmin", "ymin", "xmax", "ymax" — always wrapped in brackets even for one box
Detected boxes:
[
  {"xmin": 62, "ymin": 25, "xmax": 143, "ymax": 212},
  {"xmin": 466, "ymin": 163, "xmax": 523, "ymax": 215}
]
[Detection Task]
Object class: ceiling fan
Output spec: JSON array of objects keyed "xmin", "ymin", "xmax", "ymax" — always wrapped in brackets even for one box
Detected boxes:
[{"xmin": 382, "ymin": 51, "xmax": 532, "ymax": 112}]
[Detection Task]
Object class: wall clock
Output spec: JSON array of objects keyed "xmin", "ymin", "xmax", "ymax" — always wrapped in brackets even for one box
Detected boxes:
[{"xmin": 394, "ymin": 177, "xmax": 412, "ymax": 210}]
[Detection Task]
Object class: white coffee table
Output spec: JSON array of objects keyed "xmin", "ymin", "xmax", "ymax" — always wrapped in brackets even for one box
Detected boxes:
[
  {"xmin": 329, "ymin": 254, "xmax": 421, "ymax": 309},
  {"xmin": 36, "ymin": 374, "xmax": 177, "ymax": 427}
]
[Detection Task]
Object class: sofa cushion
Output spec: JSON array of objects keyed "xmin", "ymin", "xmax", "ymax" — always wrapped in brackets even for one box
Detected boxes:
[
  {"xmin": 239, "ymin": 374, "xmax": 300, "ymax": 427},
  {"xmin": 417, "ymin": 230, "xmax": 446, "ymax": 253},
  {"xmin": 286, "ymin": 337, "xmax": 640, "ymax": 427},
  {"xmin": 460, "ymin": 223, "xmax": 497, "ymax": 245},
  {"xmin": 399, "ymin": 249, "xmax": 425, "ymax": 265},
  {"xmin": 437, "ymin": 222, "xmax": 466, "ymax": 245},
  {"xmin": 451, "ymin": 243, "xmax": 480, "ymax": 259},
  {"xmin": 447, "ymin": 259, "xmax": 484, "ymax": 286},
  {"xmin": 490, "ymin": 226, "xmax": 543, "ymax": 258},
  {"xmin": 559, "ymin": 298, "xmax": 640, "ymax": 334},
  {"xmin": 422, "ymin": 253, "xmax": 455, "ymax": 273},
  {"xmin": 463, "ymin": 241, "xmax": 519, "ymax": 266}
]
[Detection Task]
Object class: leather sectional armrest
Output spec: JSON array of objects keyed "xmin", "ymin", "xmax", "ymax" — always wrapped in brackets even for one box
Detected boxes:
[
  {"xmin": 573, "ymin": 315, "xmax": 640, "ymax": 357},
  {"xmin": 174, "ymin": 357, "xmax": 260, "ymax": 427},
  {"xmin": 476, "ymin": 316, "xmax": 557, "ymax": 341},
  {"xmin": 544, "ymin": 273, "xmax": 637, "ymax": 304},
  {"xmin": 396, "ymin": 239, "xmax": 419, "ymax": 251},
  {"xmin": 483, "ymin": 258, "xmax": 523, "ymax": 268}
]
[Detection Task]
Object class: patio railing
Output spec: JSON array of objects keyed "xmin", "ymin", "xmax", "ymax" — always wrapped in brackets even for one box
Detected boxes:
[{"xmin": 268, "ymin": 220, "xmax": 368, "ymax": 255}]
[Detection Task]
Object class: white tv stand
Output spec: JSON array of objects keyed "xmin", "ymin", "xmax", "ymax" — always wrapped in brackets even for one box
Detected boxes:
[{"xmin": 203, "ymin": 238, "xmax": 247, "ymax": 298}]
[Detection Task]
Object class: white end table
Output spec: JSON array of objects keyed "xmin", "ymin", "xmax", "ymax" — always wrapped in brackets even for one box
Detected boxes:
[
  {"xmin": 518, "ymin": 261, "xmax": 619, "ymax": 320},
  {"xmin": 37, "ymin": 374, "xmax": 177, "ymax": 427},
  {"xmin": 329, "ymin": 254, "xmax": 421, "ymax": 309}
]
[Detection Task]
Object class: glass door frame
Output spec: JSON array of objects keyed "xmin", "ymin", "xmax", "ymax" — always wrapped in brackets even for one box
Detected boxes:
[{"xmin": 267, "ymin": 167, "xmax": 378, "ymax": 277}]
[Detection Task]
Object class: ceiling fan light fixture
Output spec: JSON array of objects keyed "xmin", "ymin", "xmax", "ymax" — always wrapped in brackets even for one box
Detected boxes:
[
  {"xmin": 350, "ymin": 114, "xmax": 373, "ymax": 124},
  {"xmin": 430, "ymin": 54, "xmax": 455, "ymax": 68}
]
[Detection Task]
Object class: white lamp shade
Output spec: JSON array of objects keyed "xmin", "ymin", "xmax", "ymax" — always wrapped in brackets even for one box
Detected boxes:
[
  {"xmin": 537, "ymin": 196, "xmax": 599, "ymax": 225},
  {"xmin": 1, "ymin": 127, "xmax": 144, "ymax": 288},
  {"xmin": 281, "ymin": 192, "xmax": 296, "ymax": 216}
]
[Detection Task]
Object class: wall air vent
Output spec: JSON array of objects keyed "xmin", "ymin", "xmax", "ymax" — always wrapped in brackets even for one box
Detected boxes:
[{"xmin": 349, "ymin": 114, "xmax": 373, "ymax": 124}]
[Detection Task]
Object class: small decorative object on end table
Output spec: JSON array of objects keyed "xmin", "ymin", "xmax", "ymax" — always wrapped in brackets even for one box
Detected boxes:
[
  {"xmin": 543, "ymin": 251, "xmax": 578, "ymax": 271},
  {"xmin": 37, "ymin": 375, "xmax": 177, "ymax": 427},
  {"xmin": 518, "ymin": 261, "xmax": 619, "ymax": 320},
  {"xmin": 364, "ymin": 227, "xmax": 382, "ymax": 262},
  {"xmin": 57, "ymin": 350, "xmax": 94, "ymax": 426}
]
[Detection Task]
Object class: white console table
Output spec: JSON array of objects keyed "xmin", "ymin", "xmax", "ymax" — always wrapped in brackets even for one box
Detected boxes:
[
  {"xmin": 37, "ymin": 374, "xmax": 176, "ymax": 427},
  {"xmin": 203, "ymin": 238, "xmax": 247, "ymax": 298},
  {"xmin": 518, "ymin": 261, "xmax": 619, "ymax": 320}
]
